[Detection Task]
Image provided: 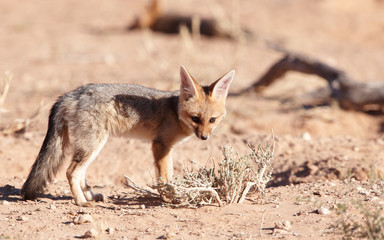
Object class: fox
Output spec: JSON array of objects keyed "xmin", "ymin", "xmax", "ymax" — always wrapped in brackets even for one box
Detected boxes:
[{"xmin": 21, "ymin": 66, "xmax": 235, "ymax": 206}]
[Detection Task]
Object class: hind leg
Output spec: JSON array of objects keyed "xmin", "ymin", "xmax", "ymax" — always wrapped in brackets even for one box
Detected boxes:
[
  {"xmin": 67, "ymin": 158, "xmax": 88, "ymax": 206},
  {"xmin": 66, "ymin": 136, "xmax": 108, "ymax": 206},
  {"xmin": 80, "ymin": 170, "xmax": 104, "ymax": 202}
]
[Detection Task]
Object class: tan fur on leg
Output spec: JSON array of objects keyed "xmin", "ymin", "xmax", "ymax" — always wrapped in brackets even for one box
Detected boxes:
[
  {"xmin": 67, "ymin": 136, "xmax": 108, "ymax": 206},
  {"xmin": 152, "ymin": 141, "xmax": 173, "ymax": 182}
]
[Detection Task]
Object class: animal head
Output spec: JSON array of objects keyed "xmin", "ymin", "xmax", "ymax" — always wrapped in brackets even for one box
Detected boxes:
[{"xmin": 178, "ymin": 66, "xmax": 234, "ymax": 140}]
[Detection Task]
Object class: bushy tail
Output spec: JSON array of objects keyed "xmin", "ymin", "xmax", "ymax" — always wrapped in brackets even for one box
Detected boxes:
[{"xmin": 21, "ymin": 99, "xmax": 70, "ymax": 200}]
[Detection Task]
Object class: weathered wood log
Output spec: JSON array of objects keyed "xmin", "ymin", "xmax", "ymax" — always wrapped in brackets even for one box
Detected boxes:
[
  {"xmin": 127, "ymin": 0, "xmax": 251, "ymax": 41},
  {"xmin": 129, "ymin": 13, "xmax": 230, "ymax": 38},
  {"xmin": 241, "ymin": 53, "xmax": 384, "ymax": 111}
]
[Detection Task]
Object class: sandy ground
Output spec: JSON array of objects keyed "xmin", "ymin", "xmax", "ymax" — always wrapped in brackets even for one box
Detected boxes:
[{"xmin": 1, "ymin": 0, "xmax": 384, "ymax": 239}]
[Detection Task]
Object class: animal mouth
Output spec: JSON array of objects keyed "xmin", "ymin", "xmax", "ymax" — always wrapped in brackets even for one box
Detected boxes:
[{"xmin": 195, "ymin": 129, "xmax": 209, "ymax": 140}]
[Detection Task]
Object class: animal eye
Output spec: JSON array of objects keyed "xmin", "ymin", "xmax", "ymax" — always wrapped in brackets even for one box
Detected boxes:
[
  {"xmin": 209, "ymin": 117, "xmax": 216, "ymax": 123},
  {"xmin": 191, "ymin": 116, "xmax": 201, "ymax": 124}
]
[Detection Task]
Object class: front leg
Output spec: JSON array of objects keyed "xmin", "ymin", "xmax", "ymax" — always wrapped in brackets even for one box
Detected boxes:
[{"xmin": 152, "ymin": 140, "xmax": 174, "ymax": 183}]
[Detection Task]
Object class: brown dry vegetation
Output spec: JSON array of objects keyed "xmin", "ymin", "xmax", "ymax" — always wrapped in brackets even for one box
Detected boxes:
[{"xmin": 1, "ymin": 0, "xmax": 384, "ymax": 239}]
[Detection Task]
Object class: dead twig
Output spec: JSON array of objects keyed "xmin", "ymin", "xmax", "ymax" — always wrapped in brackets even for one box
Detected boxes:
[
  {"xmin": 123, "ymin": 175, "xmax": 160, "ymax": 198},
  {"xmin": 0, "ymin": 71, "xmax": 12, "ymax": 112},
  {"xmin": 259, "ymin": 209, "xmax": 267, "ymax": 237},
  {"xmin": 238, "ymin": 182, "xmax": 257, "ymax": 204},
  {"xmin": 172, "ymin": 186, "xmax": 223, "ymax": 207}
]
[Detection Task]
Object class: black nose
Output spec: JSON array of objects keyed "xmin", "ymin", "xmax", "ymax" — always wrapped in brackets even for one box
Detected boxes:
[{"xmin": 201, "ymin": 135, "xmax": 208, "ymax": 140}]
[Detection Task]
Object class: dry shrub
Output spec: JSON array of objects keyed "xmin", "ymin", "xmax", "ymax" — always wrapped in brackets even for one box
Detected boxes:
[
  {"xmin": 333, "ymin": 181, "xmax": 384, "ymax": 239},
  {"xmin": 0, "ymin": 72, "xmax": 47, "ymax": 136},
  {"xmin": 0, "ymin": 101, "xmax": 45, "ymax": 136},
  {"xmin": 149, "ymin": 140, "xmax": 274, "ymax": 208},
  {"xmin": 336, "ymin": 203, "xmax": 384, "ymax": 240},
  {"xmin": 152, "ymin": 167, "xmax": 221, "ymax": 207}
]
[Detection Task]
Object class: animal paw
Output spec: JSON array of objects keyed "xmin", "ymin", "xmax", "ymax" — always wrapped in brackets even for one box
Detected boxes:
[
  {"xmin": 93, "ymin": 193, "xmax": 104, "ymax": 202},
  {"xmin": 76, "ymin": 201, "xmax": 94, "ymax": 207}
]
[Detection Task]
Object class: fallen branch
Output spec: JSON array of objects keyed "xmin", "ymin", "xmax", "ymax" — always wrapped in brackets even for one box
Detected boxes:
[
  {"xmin": 124, "ymin": 175, "xmax": 220, "ymax": 207},
  {"xmin": 124, "ymin": 175, "xmax": 160, "ymax": 198},
  {"xmin": 150, "ymin": 177, "xmax": 223, "ymax": 208},
  {"xmin": 240, "ymin": 53, "xmax": 384, "ymax": 111},
  {"xmin": 173, "ymin": 186, "xmax": 223, "ymax": 207}
]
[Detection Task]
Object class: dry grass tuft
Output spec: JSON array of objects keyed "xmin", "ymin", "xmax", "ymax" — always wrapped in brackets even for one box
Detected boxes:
[
  {"xmin": 126, "ymin": 139, "xmax": 274, "ymax": 208},
  {"xmin": 0, "ymin": 101, "xmax": 45, "ymax": 136},
  {"xmin": 333, "ymin": 181, "xmax": 384, "ymax": 239},
  {"xmin": 0, "ymin": 72, "xmax": 46, "ymax": 136},
  {"xmin": 336, "ymin": 203, "xmax": 384, "ymax": 240},
  {"xmin": 0, "ymin": 71, "xmax": 12, "ymax": 112}
]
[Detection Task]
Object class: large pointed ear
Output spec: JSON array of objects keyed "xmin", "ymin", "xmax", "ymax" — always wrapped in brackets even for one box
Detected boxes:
[
  {"xmin": 180, "ymin": 65, "xmax": 199, "ymax": 100},
  {"xmin": 210, "ymin": 70, "xmax": 235, "ymax": 101}
]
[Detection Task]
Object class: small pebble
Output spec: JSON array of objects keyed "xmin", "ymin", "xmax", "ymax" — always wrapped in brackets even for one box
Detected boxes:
[
  {"xmin": 370, "ymin": 196, "xmax": 380, "ymax": 202},
  {"xmin": 83, "ymin": 228, "xmax": 98, "ymax": 238},
  {"xmin": 1, "ymin": 200, "xmax": 10, "ymax": 205},
  {"xmin": 302, "ymin": 132, "xmax": 311, "ymax": 141},
  {"xmin": 17, "ymin": 216, "xmax": 29, "ymax": 221},
  {"xmin": 317, "ymin": 206, "xmax": 331, "ymax": 215},
  {"xmin": 78, "ymin": 208, "xmax": 86, "ymax": 214},
  {"xmin": 274, "ymin": 220, "xmax": 291, "ymax": 231},
  {"xmin": 106, "ymin": 227, "xmax": 114, "ymax": 235},
  {"xmin": 73, "ymin": 214, "xmax": 93, "ymax": 225},
  {"xmin": 357, "ymin": 186, "xmax": 371, "ymax": 196},
  {"xmin": 163, "ymin": 231, "xmax": 177, "ymax": 238}
]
